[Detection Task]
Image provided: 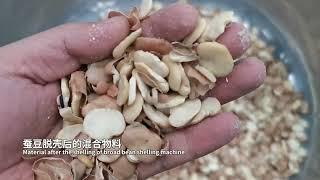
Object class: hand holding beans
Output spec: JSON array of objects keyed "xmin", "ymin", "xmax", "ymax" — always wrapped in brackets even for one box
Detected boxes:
[{"xmin": 0, "ymin": 2, "xmax": 265, "ymax": 180}]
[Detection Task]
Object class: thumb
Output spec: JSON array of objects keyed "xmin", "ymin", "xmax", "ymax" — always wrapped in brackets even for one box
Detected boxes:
[
  {"xmin": 0, "ymin": 3, "xmax": 200, "ymax": 85},
  {"xmin": 0, "ymin": 16, "xmax": 130, "ymax": 84}
]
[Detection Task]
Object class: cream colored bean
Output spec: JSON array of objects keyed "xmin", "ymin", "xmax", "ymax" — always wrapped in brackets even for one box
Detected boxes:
[
  {"xmin": 83, "ymin": 109, "xmax": 126, "ymax": 140},
  {"xmin": 139, "ymin": 0, "xmax": 153, "ymax": 19},
  {"xmin": 113, "ymin": 28, "xmax": 142, "ymax": 59},
  {"xmin": 197, "ymin": 42, "xmax": 234, "ymax": 77},
  {"xmin": 183, "ymin": 18, "xmax": 207, "ymax": 46},
  {"xmin": 143, "ymin": 104, "xmax": 171, "ymax": 128},
  {"xmin": 60, "ymin": 78, "xmax": 70, "ymax": 107},
  {"xmin": 162, "ymin": 55, "xmax": 182, "ymax": 92},
  {"xmin": 135, "ymin": 62, "xmax": 169, "ymax": 93},
  {"xmin": 200, "ymin": 11, "xmax": 235, "ymax": 41},
  {"xmin": 178, "ymin": 64, "xmax": 191, "ymax": 96},
  {"xmin": 195, "ymin": 64, "xmax": 217, "ymax": 83},
  {"xmin": 123, "ymin": 93, "xmax": 144, "ymax": 124},
  {"xmin": 169, "ymin": 99, "xmax": 201, "ymax": 128},
  {"xmin": 117, "ymin": 75, "xmax": 129, "ymax": 106},
  {"xmin": 128, "ymin": 76, "xmax": 137, "ymax": 106},
  {"xmin": 190, "ymin": 97, "xmax": 221, "ymax": 125},
  {"xmin": 133, "ymin": 50, "xmax": 169, "ymax": 77}
]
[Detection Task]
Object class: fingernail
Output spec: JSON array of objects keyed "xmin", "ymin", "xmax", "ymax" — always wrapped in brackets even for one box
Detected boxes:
[{"xmin": 232, "ymin": 119, "xmax": 241, "ymax": 137}]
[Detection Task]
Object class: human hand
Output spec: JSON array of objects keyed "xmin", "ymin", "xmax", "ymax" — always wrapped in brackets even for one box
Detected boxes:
[{"xmin": 0, "ymin": 3, "xmax": 266, "ymax": 180}]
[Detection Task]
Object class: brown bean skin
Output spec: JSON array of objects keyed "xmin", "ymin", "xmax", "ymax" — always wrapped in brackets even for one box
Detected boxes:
[{"xmin": 134, "ymin": 37, "xmax": 173, "ymax": 55}]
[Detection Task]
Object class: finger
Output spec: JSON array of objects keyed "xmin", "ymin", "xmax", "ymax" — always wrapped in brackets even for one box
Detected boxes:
[
  {"xmin": 142, "ymin": 3, "xmax": 199, "ymax": 42},
  {"xmin": 206, "ymin": 57, "xmax": 266, "ymax": 104},
  {"xmin": 0, "ymin": 16, "xmax": 130, "ymax": 84},
  {"xmin": 136, "ymin": 112, "xmax": 240, "ymax": 179},
  {"xmin": 217, "ymin": 22, "xmax": 251, "ymax": 59},
  {"xmin": 0, "ymin": 161, "xmax": 33, "ymax": 180},
  {"xmin": 0, "ymin": 81, "xmax": 60, "ymax": 171},
  {"xmin": 0, "ymin": 4, "xmax": 199, "ymax": 84}
]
